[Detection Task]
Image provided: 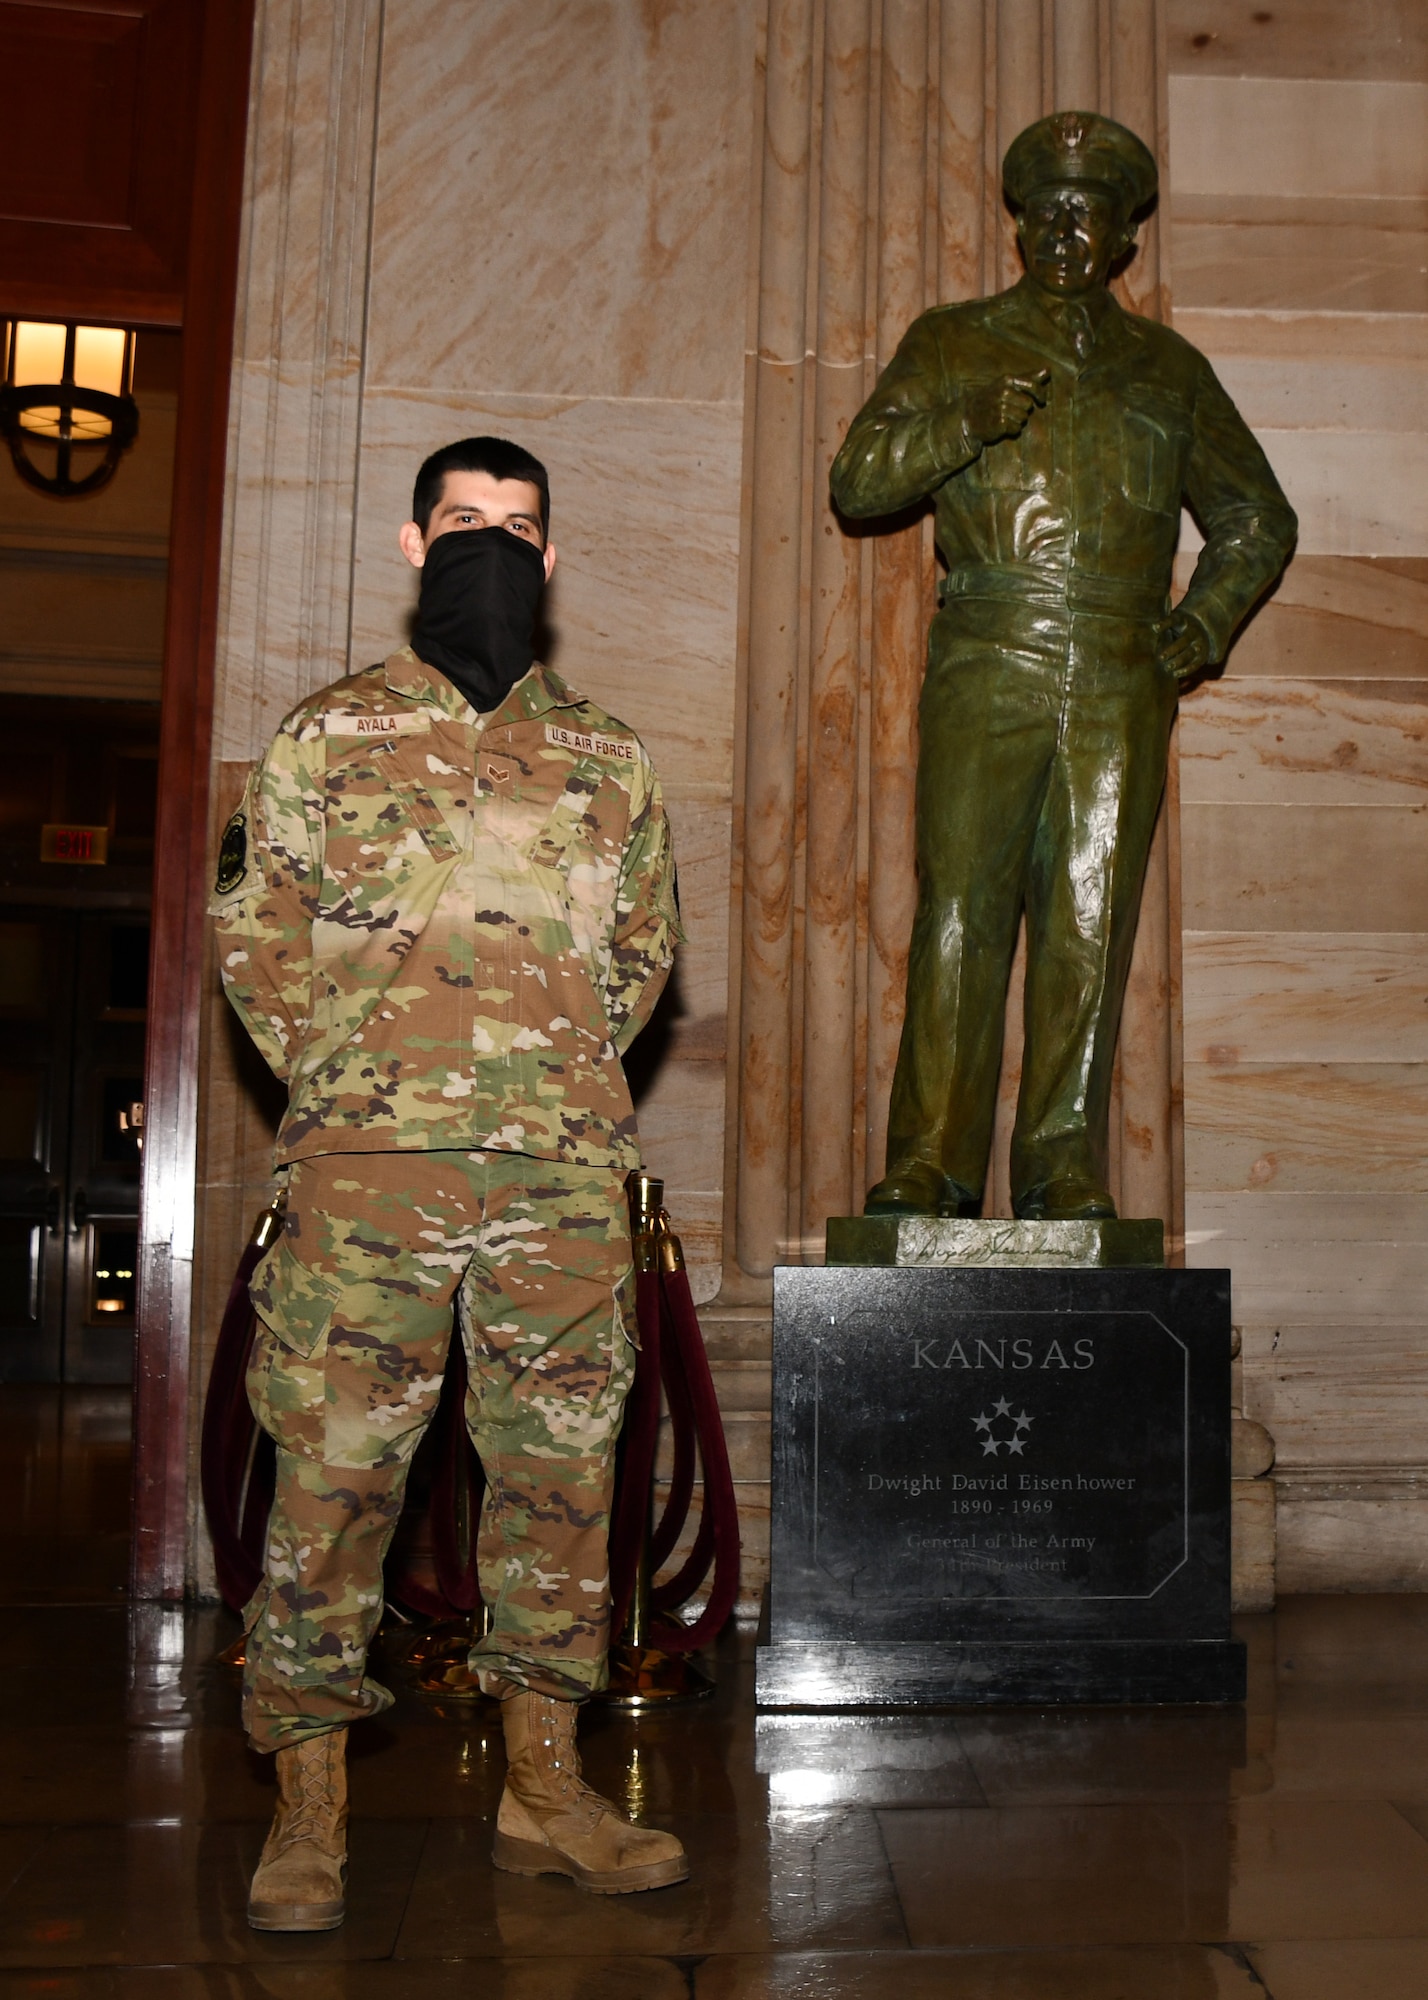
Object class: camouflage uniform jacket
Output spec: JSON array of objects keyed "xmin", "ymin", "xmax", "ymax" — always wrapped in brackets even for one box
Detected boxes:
[{"xmin": 211, "ymin": 649, "xmax": 679, "ymax": 1170}]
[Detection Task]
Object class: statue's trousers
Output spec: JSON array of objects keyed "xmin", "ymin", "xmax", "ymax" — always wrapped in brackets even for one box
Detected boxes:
[{"xmin": 886, "ymin": 588, "xmax": 1178, "ymax": 1205}]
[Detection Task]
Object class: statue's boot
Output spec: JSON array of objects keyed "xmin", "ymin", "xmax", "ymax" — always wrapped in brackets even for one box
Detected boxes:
[
  {"xmin": 1015, "ymin": 1176, "xmax": 1117, "ymax": 1221},
  {"xmin": 248, "ymin": 1727, "xmax": 348, "ymax": 1931},
  {"xmin": 493, "ymin": 1689, "xmax": 688, "ymax": 1895},
  {"xmin": 866, "ymin": 1163, "xmax": 978, "ymax": 1218}
]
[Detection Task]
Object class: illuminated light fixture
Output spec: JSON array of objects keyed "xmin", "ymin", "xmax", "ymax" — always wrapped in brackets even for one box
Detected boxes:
[{"xmin": 0, "ymin": 317, "xmax": 139, "ymax": 496}]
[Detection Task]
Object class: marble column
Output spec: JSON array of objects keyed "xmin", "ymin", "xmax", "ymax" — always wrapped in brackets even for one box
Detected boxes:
[{"xmin": 732, "ymin": 0, "xmax": 1181, "ymax": 1279}]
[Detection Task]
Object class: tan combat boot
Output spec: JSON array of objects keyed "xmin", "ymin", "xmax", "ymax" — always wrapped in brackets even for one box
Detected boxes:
[
  {"xmin": 247, "ymin": 1727, "xmax": 349, "ymax": 1931},
  {"xmin": 493, "ymin": 1689, "xmax": 688, "ymax": 1894}
]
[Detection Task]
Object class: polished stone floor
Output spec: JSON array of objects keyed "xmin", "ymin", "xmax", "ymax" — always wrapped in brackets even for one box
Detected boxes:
[{"xmin": 4, "ymin": 1388, "xmax": 1428, "ymax": 1995}]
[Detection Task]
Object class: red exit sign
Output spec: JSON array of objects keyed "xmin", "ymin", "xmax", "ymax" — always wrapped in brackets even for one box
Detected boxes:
[{"xmin": 40, "ymin": 824, "xmax": 109, "ymax": 865}]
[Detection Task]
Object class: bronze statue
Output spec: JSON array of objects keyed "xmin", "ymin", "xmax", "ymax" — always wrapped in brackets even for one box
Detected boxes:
[{"xmin": 830, "ymin": 110, "xmax": 1296, "ymax": 1224}]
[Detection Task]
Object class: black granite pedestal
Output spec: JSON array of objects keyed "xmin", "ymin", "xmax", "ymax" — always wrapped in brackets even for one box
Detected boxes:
[{"xmin": 757, "ymin": 1260, "xmax": 1244, "ymax": 1708}]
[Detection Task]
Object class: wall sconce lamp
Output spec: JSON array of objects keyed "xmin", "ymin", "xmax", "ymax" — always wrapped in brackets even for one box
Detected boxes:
[{"xmin": 0, "ymin": 318, "xmax": 139, "ymax": 497}]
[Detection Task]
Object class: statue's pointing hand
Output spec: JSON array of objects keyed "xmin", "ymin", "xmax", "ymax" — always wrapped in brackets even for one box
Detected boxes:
[{"xmin": 964, "ymin": 371, "xmax": 1050, "ymax": 447}]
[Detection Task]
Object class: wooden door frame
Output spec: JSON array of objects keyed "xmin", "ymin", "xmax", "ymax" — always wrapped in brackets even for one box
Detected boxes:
[{"xmin": 131, "ymin": 0, "xmax": 256, "ymax": 1599}]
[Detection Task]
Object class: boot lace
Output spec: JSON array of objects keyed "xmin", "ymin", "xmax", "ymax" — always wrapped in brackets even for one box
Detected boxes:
[
  {"xmin": 534, "ymin": 1698, "xmax": 611, "ymax": 1825},
  {"xmin": 279, "ymin": 1735, "xmax": 339, "ymax": 1850}
]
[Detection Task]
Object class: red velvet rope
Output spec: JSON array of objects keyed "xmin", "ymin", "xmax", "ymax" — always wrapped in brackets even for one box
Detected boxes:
[
  {"xmin": 606, "ymin": 1240, "xmax": 742, "ymax": 1650},
  {"xmin": 425, "ymin": 1340, "xmax": 484, "ymax": 1612},
  {"xmin": 607, "ymin": 1265, "xmax": 665, "ymax": 1634},
  {"xmin": 650, "ymin": 1313, "xmax": 697, "ymax": 1572},
  {"xmin": 198, "ymin": 1230, "xmax": 275, "ymax": 1611},
  {"xmin": 645, "ymin": 1255, "xmax": 742, "ymax": 1651}
]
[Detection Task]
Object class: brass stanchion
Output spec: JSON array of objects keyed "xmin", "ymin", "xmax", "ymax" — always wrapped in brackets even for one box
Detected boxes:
[
  {"xmin": 599, "ymin": 1173, "xmax": 714, "ymax": 1708},
  {"xmin": 406, "ymin": 1604, "xmax": 494, "ymax": 1702}
]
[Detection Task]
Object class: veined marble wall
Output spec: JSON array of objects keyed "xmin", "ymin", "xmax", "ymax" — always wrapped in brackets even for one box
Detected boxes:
[
  {"xmin": 347, "ymin": 1, "xmax": 754, "ymax": 1296},
  {"xmin": 1167, "ymin": 0, "xmax": 1428, "ymax": 1592}
]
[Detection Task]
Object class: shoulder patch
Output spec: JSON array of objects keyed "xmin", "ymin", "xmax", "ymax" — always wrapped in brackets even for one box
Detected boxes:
[
  {"xmin": 545, "ymin": 721, "xmax": 636, "ymax": 762},
  {"xmin": 215, "ymin": 811, "xmax": 248, "ymax": 895},
  {"xmin": 324, "ymin": 711, "xmax": 429, "ymax": 737}
]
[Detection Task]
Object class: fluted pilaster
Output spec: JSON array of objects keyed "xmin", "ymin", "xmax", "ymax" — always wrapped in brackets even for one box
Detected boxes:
[{"xmin": 214, "ymin": 0, "xmax": 385, "ymax": 763}]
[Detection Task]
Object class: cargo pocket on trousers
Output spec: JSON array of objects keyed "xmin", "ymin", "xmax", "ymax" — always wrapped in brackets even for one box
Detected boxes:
[{"xmin": 249, "ymin": 1233, "xmax": 342, "ymax": 1359}]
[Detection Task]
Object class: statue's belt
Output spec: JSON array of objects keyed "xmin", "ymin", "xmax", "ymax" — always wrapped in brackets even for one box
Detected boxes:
[{"xmin": 939, "ymin": 564, "xmax": 1169, "ymax": 621}]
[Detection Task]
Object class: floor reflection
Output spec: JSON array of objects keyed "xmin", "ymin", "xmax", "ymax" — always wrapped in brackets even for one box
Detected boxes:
[
  {"xmin": 0, "ymin": 1384, "xmax": 131, "ymax": 1607},
  {"xmin": 2, "ymin": 1388, "xmax": 1428, "ymax": 1995}
]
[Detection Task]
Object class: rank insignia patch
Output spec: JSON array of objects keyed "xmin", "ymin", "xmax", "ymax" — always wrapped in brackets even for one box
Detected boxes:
[{"xmin": 215, "ymin": 811, "xmax": 248, "ymax": 895}]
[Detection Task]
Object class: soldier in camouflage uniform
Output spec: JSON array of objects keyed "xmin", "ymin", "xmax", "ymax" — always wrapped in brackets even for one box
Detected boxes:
[{"xmin": 211, "ymin": 437, "xmax": 688, "ymax": 1928}]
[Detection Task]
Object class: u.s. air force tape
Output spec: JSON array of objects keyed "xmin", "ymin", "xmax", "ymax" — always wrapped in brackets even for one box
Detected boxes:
[
  {"xmin": 215, "ymin": 811, "xmax": 248, "ymax": 894},
  {"xmin": 545, "ymin": 721, "xmax": 635, "ymax": 760}
]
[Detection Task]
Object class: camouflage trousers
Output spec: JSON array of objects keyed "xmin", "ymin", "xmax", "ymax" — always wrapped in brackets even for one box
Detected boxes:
[{"xmin": 240, "ymin": 1150, "xmax": 635, "ymax": 1752}]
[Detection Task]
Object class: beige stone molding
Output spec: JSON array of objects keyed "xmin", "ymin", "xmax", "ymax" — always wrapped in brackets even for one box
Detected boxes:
[
  {"xmin": 1275, "ymin": 1469, "xmax": 1428, "ymax": 1596},
  {"xmin": 729, "ymin": 0, "xmax": 1182, "ymax": 1284}
]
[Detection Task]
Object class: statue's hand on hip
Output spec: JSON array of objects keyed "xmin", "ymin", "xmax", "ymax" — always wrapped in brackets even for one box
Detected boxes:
[
  {"xmin": 963, "ymin": 371, "xmax": 1050, "ymax": 446},
  {"xmin": 1156, "ymin": 611, "xmax": 1212, "ymax": 685}
]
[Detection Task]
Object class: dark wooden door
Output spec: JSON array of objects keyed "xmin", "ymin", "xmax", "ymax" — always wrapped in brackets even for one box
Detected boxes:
[
  {"xmin": 64, "ymin": 912, "xmax": 149, "ymax": 1382},
  {"xmin": 0, "ymin": 907, "xmax": 147, "ymax": 1383},
  {"xmin": 0, "ymin": 910, "xmax": 74, "ymax": 1378}
]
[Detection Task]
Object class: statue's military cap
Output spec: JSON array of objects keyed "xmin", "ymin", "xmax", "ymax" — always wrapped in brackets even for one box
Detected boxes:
[{"xmin": 1003, "ymin": 110, "xmax": 1158, "ymax": 215}]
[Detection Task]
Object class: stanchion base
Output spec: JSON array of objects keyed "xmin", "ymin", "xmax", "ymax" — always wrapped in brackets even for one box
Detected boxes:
[
  {"xmin": 214, "ymin": 1633, "xmax": 247, "ymax": 1670},
  {"xmin": 405, "ymin": 1616, "xmax": 494, "ymax": 1702},
  {"xmin": 597, "ymin": 1640, "xmax": 716, "ymax": 1708}
]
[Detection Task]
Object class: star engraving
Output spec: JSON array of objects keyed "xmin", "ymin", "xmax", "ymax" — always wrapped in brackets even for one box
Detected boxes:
[{"xmin": 972, "ymin": 1403, "xmax": 1034, "ymax": 1458}]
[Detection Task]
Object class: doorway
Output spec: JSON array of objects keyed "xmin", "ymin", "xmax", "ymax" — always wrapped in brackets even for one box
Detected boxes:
[
  {"xmin": 0, "ymin": 907, "xmax": 151, "ymax": 1382},
  {"xmin": 0, "ymin": 693, "xmax": 159, "ymax": 1383}
]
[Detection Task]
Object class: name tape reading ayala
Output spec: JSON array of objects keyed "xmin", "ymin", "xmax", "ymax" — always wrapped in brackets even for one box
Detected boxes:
[{"xmin": 325, "ymin": 712, "xmax": 429, "ymax": 737}]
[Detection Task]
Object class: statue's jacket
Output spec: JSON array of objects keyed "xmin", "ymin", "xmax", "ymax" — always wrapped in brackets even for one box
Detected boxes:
[
  {"xmin": 210, "ymin": 650, "xmax": 680, "ymax": 1169},
  {"xmin": 830, "ymin": 278, "xmax": 1296, "ymax": 661}
]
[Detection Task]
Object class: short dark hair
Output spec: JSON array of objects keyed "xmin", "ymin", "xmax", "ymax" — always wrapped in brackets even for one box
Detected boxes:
[{"xmin": 411, "ymin": 436, "xmax": 550, "ymax": 539}]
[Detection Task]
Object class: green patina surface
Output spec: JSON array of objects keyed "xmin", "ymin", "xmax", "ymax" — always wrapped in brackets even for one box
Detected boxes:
[{"xmin": 831, "ymin": 111, "xmax": 1297, "ymax": 1220}]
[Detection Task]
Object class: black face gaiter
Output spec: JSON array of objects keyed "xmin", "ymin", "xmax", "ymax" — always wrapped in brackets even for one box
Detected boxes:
[{"xmin": 412, "ymin": 525, "xmax": 546, "ymax": 713}]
